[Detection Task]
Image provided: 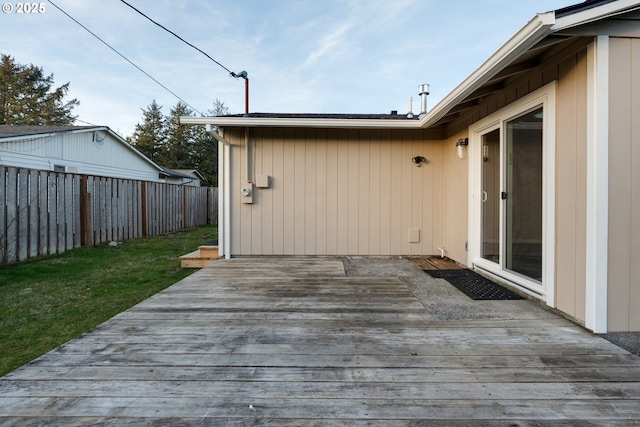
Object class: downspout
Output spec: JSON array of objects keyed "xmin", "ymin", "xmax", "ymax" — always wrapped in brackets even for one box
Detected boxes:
[
  {"xmin": 206, "ymin": 124, "xmax": 232, "ymax": 259},
  {"xmin": 224, "ymin": 136, "xmax": 231, "ymax": 259}
]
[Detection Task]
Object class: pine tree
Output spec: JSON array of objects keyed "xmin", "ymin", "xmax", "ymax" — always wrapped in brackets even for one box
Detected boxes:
[
  {"xmin": 131, "ymin": 100, "xmax": 167, "ymax": 163},
  {"xmin": 209, "ymin": 99, "xmax": 229, "ymax": 118},
  {"xmin": 192, "ymin": 99, "xmax": 228, "ymax": 187},
  {"xmin": 165, "ymin": 102, "xmax": 195, "ymax": 169},
  {"xmin": 132, "ymin": 98, "xmax": 228, "ymax": 186},
  {"xmin": 0, "ymin": 54, "xmax": 79, "ymax": 125},
  {"xmin": 191, "ymin": 125, "xmax": 218, "ymax": 186}
]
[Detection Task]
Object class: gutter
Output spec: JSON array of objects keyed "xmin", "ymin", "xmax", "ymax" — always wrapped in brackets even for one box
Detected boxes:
[{"xmin": 181, "ymin": 115, "xmax": 420, "ymax": 130}]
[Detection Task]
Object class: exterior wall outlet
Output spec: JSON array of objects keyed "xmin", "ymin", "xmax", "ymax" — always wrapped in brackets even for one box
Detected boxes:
[{"xmin": 241, "ymin": 184, "xmax": 254, "ymax": 204}]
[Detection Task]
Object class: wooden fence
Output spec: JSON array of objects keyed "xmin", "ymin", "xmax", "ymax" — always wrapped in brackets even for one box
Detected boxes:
[{"xmin": 0, "ymin": 167, "xmax": 218, "ymax": 266}]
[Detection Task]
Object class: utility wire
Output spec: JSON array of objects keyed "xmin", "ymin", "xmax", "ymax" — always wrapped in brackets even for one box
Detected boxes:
[
  {"xmin": 47, "ymin": 0, "xmax": 203, "ymax": 115},
  {"xmin": 74, "ymin": 118, "xmax": 99, "ymax": 126},
  {"xmin": 119, "ymin": 0, "xmax": 243, "ymax": 78}
]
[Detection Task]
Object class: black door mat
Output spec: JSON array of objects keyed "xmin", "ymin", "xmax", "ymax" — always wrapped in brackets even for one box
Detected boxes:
[{"xmin": 423, "ymin": 269, "xmax": 523, "ymax": 300}]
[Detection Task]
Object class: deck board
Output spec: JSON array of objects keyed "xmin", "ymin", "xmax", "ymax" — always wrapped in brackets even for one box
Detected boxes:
[
  {"xmin": 2, "ymin": 257, "xmax": 640, "ymax": 425},
  {"xmin": 410, "ymin": 256, "xmax": 463, "ymax": 270}
]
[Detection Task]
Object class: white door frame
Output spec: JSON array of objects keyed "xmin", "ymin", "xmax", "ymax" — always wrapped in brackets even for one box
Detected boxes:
[{"xmin": 468, "ymin": 82, "xmax": 556, "ymax": 306}]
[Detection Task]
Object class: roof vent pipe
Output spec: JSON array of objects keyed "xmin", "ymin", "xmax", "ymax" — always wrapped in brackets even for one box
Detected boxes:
[
  {"xmin": 418, "ymin": 84, "xmax": 429, "ymax": 118},
  {"xmin": 407, "ymin": 96, "xmax": 414, "ymax": 118}
]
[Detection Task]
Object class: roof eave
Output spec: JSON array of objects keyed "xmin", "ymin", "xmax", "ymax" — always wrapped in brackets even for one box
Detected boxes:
[
  {"xmin": 180, "ymin": 116, "xmax": 422, "ymax": 129},
  {"xmin": 0, "ymin": 125, "xmax": 108, "ymax": 142},
  {"xmin": 417, "ymin": 11, "xmax": 556, "ymax": 129}
]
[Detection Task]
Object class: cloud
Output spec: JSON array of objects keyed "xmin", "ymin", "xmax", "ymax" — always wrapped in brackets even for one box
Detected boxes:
[{"xmin": 299, "ymin": 21, "xmax": 354, "ymax": 70}]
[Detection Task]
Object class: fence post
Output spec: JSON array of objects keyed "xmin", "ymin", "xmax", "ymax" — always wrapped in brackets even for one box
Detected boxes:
[
  {"xmin": 141, "ymin": 182, "xmax": 148, "ymax": 237},
  {"xmin": 79, "ymin": 175, "xmax": 94, "ymax": 247},
  {"xmin": 183, "ymin": 186, "xmax": 188, "ymax": 229}
]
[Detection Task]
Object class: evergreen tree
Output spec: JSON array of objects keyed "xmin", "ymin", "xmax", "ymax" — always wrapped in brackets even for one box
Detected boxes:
[
  {"xmin": 191, "ymin": 124, "xmax": 218, "ymax": 186},
  {"xmin": 192, "ymin": 99, "xmax": 228, "ymax": 187},
  {"xmin": 131, "ymin": 100, "xmax": 167, "ymax": 163},
  {"xmin": 132, "ymin": 98, "xmax": 228, "ymax": 187},
  {"xmin": 0, "ymin": 54, "xmax": 79, "ymax": 125},
  {"xmin": 209, "ymin": 99, "xmax": 229, "ymax": 118},
  {"xmin": 165, "ymin": 102, "xmax": 195, "ymax": 169}
]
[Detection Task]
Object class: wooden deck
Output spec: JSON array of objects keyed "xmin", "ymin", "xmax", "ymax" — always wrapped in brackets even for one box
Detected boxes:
[
  {"xmin": 2, "ymin": 257, "xmax": 640, "ymax": 425},
  {"xmin": 410, "ymin": 256, "xmax": 464, "ymax": 270}
]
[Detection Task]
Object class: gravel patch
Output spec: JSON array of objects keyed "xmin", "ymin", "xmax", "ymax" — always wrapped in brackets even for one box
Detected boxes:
[{"xmin": 342, "ymin": 256, "xmax": 559, "ymax": 322}]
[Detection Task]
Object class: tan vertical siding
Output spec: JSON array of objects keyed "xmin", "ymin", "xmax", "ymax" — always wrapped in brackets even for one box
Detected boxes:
[
  {"xmin": 379, "ymin": 131, "xmax": 393, "ymax": 255},
  {"xmin": 608, "ymin": 37, "xmax": 640, "ymax": 332},
  {"xmin": 282, "ymin": 129, "xmax": 296, "ymax": 254},
  {"xmin": 228, "ymin": 127, "xmax": 443, "ymax": 256},
  {"xmin": 632, "ymin": 38, "xmax": 640, "ymax": 331},
  {"xmin": 443, "ymin": 132, "xmax": 469, "ymax": 265},
  {"xmin": 259, "ymin": 128, "xmax": 274, "ymax": 255},
  {"xmin": 315, "ymin": 130, "xmax": 328, "ymax": 255},
  {"xmin": 555, "ymin": 48, "xmax": 588, "ymax": 323}
]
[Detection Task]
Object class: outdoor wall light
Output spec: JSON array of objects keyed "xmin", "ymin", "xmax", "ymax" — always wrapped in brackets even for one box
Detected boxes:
[
  {"xmin": 412, "ymin": 156, "xmax": 427, "ymax": 167},
  {"xmin": 456, "ymin": 138, "xmax": 469, "ymax": 159}
]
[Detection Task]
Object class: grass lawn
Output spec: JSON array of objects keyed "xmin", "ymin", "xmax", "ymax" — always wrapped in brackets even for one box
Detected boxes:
[{"xmin": 0, "ymin": 225, "xmax": 218, "ymax": 377}]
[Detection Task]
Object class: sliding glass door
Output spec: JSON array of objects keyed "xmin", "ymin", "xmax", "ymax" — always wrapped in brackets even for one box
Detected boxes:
[
  {"xmin": 505, "ymin": 108, "xmax": 543, "ymax": 281},
  {"xmin": 481, "ymin": 129, "xmax": 500, "ymax": 265},
  {"xmin": 478, "ymin": 108, "xmax": 544, "ymax": 284},
  {"xmin": 470, "ymin": 83, "xmax": 555, "ymax": 300}
]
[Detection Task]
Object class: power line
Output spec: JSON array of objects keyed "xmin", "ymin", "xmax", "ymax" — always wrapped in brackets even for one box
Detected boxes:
[
  {"xmin": 47, "ymin": 0, "xmax": 203, "ymax": 115},
  {"xmin": 74, "ymin": 118, "xmax": 98, "ymax": 126},
  {"xmin": 118, "ymin": 0, "xmax": 241, "ymax": 78},
  {"xmin": 119, "ymin": 0, "xmax": 247, "ymax": 80}
]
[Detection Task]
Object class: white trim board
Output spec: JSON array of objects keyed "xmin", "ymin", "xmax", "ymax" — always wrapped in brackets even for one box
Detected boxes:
[{"xmin": 585, "ymin": 37, "xmax": 609, "ymax": 333}]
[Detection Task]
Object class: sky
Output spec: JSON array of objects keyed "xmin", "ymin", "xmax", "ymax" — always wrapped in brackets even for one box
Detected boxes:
[{"xmin": 1, "ymin": 0, "xmax": 579, "ymax": 138}]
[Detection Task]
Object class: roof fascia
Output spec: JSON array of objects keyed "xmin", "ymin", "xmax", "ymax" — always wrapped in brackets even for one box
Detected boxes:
[
  {"xmin": 553, "ymin": 0, "xmax": 640, "ymax": 31},
  {"xmin": 181, "ymin": 116, "xmax": 421, "ymax": 129},
  {"xmin": 416, "ymin": 12, "xmax": 556, "ymax": 128}
]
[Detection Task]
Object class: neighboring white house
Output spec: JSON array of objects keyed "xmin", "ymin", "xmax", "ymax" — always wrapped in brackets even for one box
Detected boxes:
[
  {"xmin": 172, "ymin": 169, "xmax": 205, "ymax": 187},
  {"xmin": 0, "ymin": 125, "xmax": 199, "ymax": 184}
]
